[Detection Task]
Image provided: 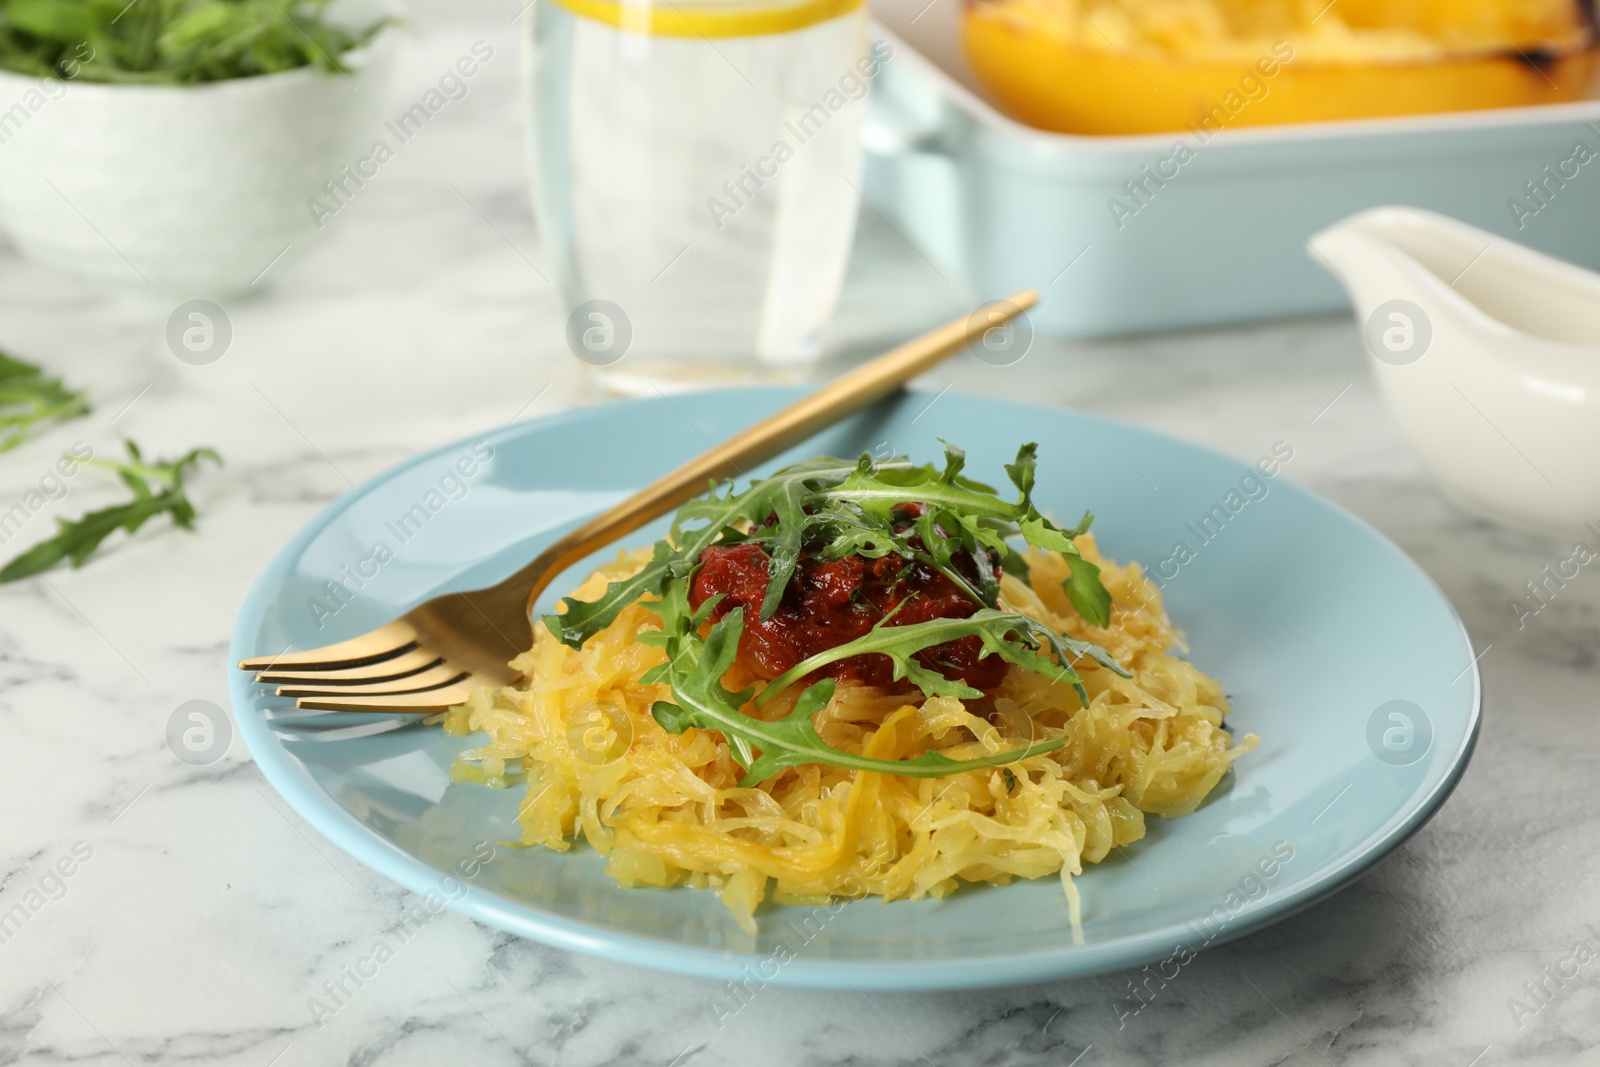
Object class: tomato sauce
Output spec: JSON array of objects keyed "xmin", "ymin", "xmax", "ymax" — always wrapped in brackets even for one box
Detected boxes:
[{"xmin": 688, "ymin": 505, "xmax": 1006, "ymax": 692}]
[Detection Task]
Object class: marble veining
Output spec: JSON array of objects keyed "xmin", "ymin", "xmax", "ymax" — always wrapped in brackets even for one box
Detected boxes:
[{"xmin": 1, "ymin": 2, "xmax": 1598, "ymax": 1065}]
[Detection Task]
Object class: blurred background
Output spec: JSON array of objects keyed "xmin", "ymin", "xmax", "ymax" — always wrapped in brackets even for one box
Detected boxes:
[{"xmin": 3, "ymin": 1, "xmax": 1600, "ymax": 1064}]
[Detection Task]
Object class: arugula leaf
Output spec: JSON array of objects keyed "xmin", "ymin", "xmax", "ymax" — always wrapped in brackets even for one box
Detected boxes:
[
  {"xmin": 815, "ymin": 456, "xmax": 1017, "ymax": 524},
  {"xmin": 0, "ymin": 350, "xmax": 90, "ymax": 452},
  {"xmin": 545, "ymin": 457, "xmax": 879, "ymax": 646},
  {"xmin": 1061, "ymin": 555, "xmax": 1112, "ymax": 632},
  {"xmin": 940, "ymin": 439, "xmax": 967, "ymax": 483},
  {"xmin": 1006, "ymin": 444, "xmax": 1110, "ymax": 627},
  {"xmin": 755, "ymin": 606, "xmax": 1127, "ymax": 710},
  {"xmin": 648, "ymin": 606, "xmax": 1069, "ymax": 788},
  {"xmin": 747, "ymin": 466, "xmax": 814, "ymax": 620},
  {"xmin": 548, "ymin": 443, "xmax": 1119, "ymax": 647},
  {"xmin": 1000, "ymin": 545, "xmax": 1031, "ymax": 585},
  {"xmin": 0, "ymin": 440, "xmax": 220, "ymax": 582},
  {"xmin": 543, "ymin": 540, "xmax": 675, "ymax": 648},
  {"xmin": 1018, "ymin": 515, "xmax": 1110, "ymax": 626},
  {"xmin": 0, "ymin": 0, "xmax": 392, "ymax": 85}
]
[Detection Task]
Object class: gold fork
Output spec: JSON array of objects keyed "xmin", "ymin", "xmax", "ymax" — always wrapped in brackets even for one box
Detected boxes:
[{"xmin": 238, "ymin": 292, "xmax": 1037, "ymax": 712}]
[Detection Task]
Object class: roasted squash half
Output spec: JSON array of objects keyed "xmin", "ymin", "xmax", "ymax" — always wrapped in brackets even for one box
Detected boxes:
[{"xmin": 963, "ymin": 0, "xmax": 1600, "ymax": 135}]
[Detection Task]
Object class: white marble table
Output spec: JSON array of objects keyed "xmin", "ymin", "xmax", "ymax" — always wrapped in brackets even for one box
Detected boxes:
[{"xmin": 2, "ymin": 5, "xmax": 1597, "ymax": 1066}]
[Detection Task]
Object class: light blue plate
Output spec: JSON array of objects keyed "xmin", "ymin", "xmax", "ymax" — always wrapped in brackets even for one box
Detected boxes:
[{"xmin": 230, "ymin": 389, "xmax": 1479, "ymax": 990}]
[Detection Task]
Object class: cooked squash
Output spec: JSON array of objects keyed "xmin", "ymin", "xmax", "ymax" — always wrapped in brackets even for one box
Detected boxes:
[{"xmin": 963, "ymin": 0, "xmax": 1599, "ymax": 135}]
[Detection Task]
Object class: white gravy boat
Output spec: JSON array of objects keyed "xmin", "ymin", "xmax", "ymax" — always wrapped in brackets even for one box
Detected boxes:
[{"xmin": 1309, "ymin": 206, "xmax": 1600, "ymax": 537}]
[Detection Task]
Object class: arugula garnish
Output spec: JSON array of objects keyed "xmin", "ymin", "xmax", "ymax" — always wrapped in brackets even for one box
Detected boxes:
[
  {"xmin": 545, "ymin": 457, "xmax": 874, "ymax": 646},
  {"xmin": 548, "ymin": 443, "xmax": 1111, "ymax": 646},
  {"xmin": 753, "ymin": 606, "xmax": 1123, "ymax": 710},
  {"xmin": 551, "ymin": 442, "xmax": 1130, "ymax": 785},
  {"xmin": 0, "ymin": 440, "xmax": 220, "ymax": 582},
  {"xmin": 0, "ymin": 350, "xmax": 89, "ymax": 452},
  {"xmin": 640, "ymin": 590, "xmax": 1073, "ymax": 788}
]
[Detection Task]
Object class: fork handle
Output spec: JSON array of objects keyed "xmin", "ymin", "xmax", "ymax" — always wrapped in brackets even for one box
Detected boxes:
[{"xmin": 516, "ymin": 291, "xmax": 1038, "ymax": 617}]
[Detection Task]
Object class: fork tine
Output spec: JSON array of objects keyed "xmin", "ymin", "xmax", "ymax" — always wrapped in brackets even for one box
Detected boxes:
[
  {"xmin": 276, "ymin": 666, "xmax": 469, "ymax": 698},
  {"xmin": 291, "ymin": 680, "xmax": 479, "ymax": 714},
  {"xmin": 237, "ymin": 621, "xmax": 418, "ymax": 673},
  {"xmin": 256, "ymin": 648, "xmax": 443, "ymax": 685}
]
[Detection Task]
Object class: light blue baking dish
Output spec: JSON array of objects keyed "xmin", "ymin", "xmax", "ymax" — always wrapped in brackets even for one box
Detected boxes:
[{"xmin": 863, "ymin": 0, "xmax": 1600, "ymax": 337}]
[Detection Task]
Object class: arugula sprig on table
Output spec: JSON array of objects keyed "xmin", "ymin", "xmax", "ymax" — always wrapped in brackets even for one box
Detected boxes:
[
  {"xmin": 0, "ymin": 0, "xmax": 390, "ymax": 84},
  {"xmin": 548, "ymin": 443, "xmax": 1130, "ymax": 785},
  {"xmin": 0, "ymin": 439, "xmax": 220, "ymax": 582},
  {"xmin": 0, "ymin": 350, "xmax": 89, "ymax": 452}
]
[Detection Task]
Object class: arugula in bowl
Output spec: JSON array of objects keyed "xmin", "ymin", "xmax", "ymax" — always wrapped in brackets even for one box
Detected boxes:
[{"xmin": 0, "ymin": 0, "xmax": 390, "ymax": 84}]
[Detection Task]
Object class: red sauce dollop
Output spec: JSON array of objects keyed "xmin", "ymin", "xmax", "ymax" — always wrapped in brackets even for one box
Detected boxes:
[{"xmin": 688, "ymin": 505, "xmax": 1006, "ymax": 692}]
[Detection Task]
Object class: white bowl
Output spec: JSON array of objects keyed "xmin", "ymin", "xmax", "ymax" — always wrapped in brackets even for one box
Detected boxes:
[{"xmin": 0, "ymin": 37, "xmax": 393, "ymax": 295}]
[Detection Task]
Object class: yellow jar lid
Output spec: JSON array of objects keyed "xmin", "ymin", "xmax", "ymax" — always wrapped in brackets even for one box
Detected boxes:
[{"xmin": 548, "ymin": 0, "xmax": 862, "ymax": 37}]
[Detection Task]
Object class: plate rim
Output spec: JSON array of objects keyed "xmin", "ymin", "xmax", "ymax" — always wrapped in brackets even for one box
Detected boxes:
[{"xmin": 229, "ymin": 386, "xmax": 1482, "ymax": 990}]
